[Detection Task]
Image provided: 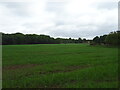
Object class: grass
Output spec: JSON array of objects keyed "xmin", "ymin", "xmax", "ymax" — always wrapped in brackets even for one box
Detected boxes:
[{"xmin": 2, "ymin": 44, "xmax": 118, "ymax": 88}]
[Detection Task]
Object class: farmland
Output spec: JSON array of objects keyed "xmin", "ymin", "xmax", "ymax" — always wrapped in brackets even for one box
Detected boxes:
[{"xmin": 2, "ymin": 44, "xmax": 118, "ymax": 88}]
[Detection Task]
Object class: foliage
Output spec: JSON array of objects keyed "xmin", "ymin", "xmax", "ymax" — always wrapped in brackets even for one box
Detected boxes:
[
  {"xmin": 92, "ymin": 31, "xmax": 119, "ymax": 46},
  {"xmin": 2, "ymin": 33, "xmax": 84, "ymax": 45},
  {"xmin": 93, "ymin": 36, "xmax": 100, "ymax": 44},
  {"xmin": 105, "ymin": 31, "xmax": 120, "ymax": 46}
]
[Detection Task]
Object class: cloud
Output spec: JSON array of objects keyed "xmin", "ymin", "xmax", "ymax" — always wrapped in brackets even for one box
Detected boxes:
[{"xmin": 0, "ymin": 0, "xmax": 118, "ymax": 39}]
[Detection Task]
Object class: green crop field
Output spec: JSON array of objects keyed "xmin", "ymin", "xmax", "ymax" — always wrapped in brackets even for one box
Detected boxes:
[{"xmin": 2, "ymin": 44, "xmax": 118, "ymax": 88}]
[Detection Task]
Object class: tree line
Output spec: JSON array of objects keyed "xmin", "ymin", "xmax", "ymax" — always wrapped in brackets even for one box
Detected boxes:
[
  {"xmin": 1, "ymin": 31, "xmax": 119, "ymax": 46},
  {"xmin": 2, "ymin": 33, "xmax": 87, "ymax": 45},
  {"xmin": 92, "ymin": 31, "xmax": 120, "ymax": 46}
]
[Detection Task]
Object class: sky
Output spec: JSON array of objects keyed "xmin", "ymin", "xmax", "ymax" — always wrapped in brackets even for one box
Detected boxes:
[{"xmin": 0, "ymin": 0, "xmax": 119, "ymax": 39}]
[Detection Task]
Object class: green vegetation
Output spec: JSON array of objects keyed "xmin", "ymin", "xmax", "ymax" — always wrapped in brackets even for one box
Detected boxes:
[
  {"xmin": 92, "ymin": 31, "xmax": 120, "ymax": 46},
  {"xmin": 105, "ymin": 31, "xmax": 120, "ymax": 46},
  {"xmin": 2, "ymin": 31, "xmax": 119, "ymax": 46},
  {"xmin": 2, "ymin": 33, "xmax": 84, "ymax": 45},
  {"xmin": 3, "ymin": 44, "xmax": 118, "ymax": 88}
]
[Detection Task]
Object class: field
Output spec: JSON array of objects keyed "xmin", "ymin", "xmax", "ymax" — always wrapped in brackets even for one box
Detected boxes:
[{"xmin": 2, "ymin": 44, "xmax": 118, "ymax": 88}]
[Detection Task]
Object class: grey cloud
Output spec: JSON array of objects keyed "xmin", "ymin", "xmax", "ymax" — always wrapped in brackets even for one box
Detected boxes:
[
  {"xmin": 0, "ymin": 0, "xmax": 118, "ymax": 39},
  {"xmin": 93, "ymin": 2, "xmax": 117, "ymax": 10},
  {"xmin": 48, "ymin": 22, "xmax": 117, "ymax": 39},
  {"xmin": 0, "ymin": 2, "xmax": 29, "ymax": 17},
  {"xmin": 46, "ymin": 1, "xmax": 65, "ymax": 12},
  {"xmin": 55, "ymin": 22, "xmax": 65, "ymax": 26}
]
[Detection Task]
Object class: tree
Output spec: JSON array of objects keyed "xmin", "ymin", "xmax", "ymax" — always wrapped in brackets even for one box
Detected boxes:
[
  {"xmin": 99, "ymin": 35, "xmax": 107, "ymax": 44},
  {"xmin": 105, "ymin": 31, "xmax": 119, "ymax": 46},
  {"xmin": 93, "ymin": 36, "xmax": 100, "ymax": 44},
  {"xmin": 2, "ymin": 32, "xmax": 87, "ymax": 45},
  {"xmin": 83, "ymin": 38, "xmax": 86, "ymax": 43},
  {"xmin": 78, "ymin": 38, "xmax": 82, "ymax": 43}
]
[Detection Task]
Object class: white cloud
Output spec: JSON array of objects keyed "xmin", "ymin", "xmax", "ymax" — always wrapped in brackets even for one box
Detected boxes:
[{"xmin": 0, "ymin": 0, "xmax": 118, "ymax": 39}]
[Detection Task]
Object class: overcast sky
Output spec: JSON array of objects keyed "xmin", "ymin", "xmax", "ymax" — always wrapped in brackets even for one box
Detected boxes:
[{"xmin": 0, "ymin": 0, "xmax": 118, "ymax": 39}]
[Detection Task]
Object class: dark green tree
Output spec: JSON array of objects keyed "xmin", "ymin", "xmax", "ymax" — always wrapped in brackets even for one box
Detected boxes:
[
  {"xmin": 105, "ymin": 31, "xmax": 119, "ymax": 46},
  {"xmin": 93, "ymin": 36, "xmax": 100, "ymax": 44}
]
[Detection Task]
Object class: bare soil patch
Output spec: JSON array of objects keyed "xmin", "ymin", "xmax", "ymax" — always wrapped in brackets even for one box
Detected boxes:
[
  {"xmin": 39, "ymin": 65, "xmax": 91, "ymax": 75},
  {"xmin": 3, "ymin": 62, "xmax": 59, "ymax": 70},
  {"xmin": 3, "ymin": 64, "xmax": 40, "ymax": 70}
]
